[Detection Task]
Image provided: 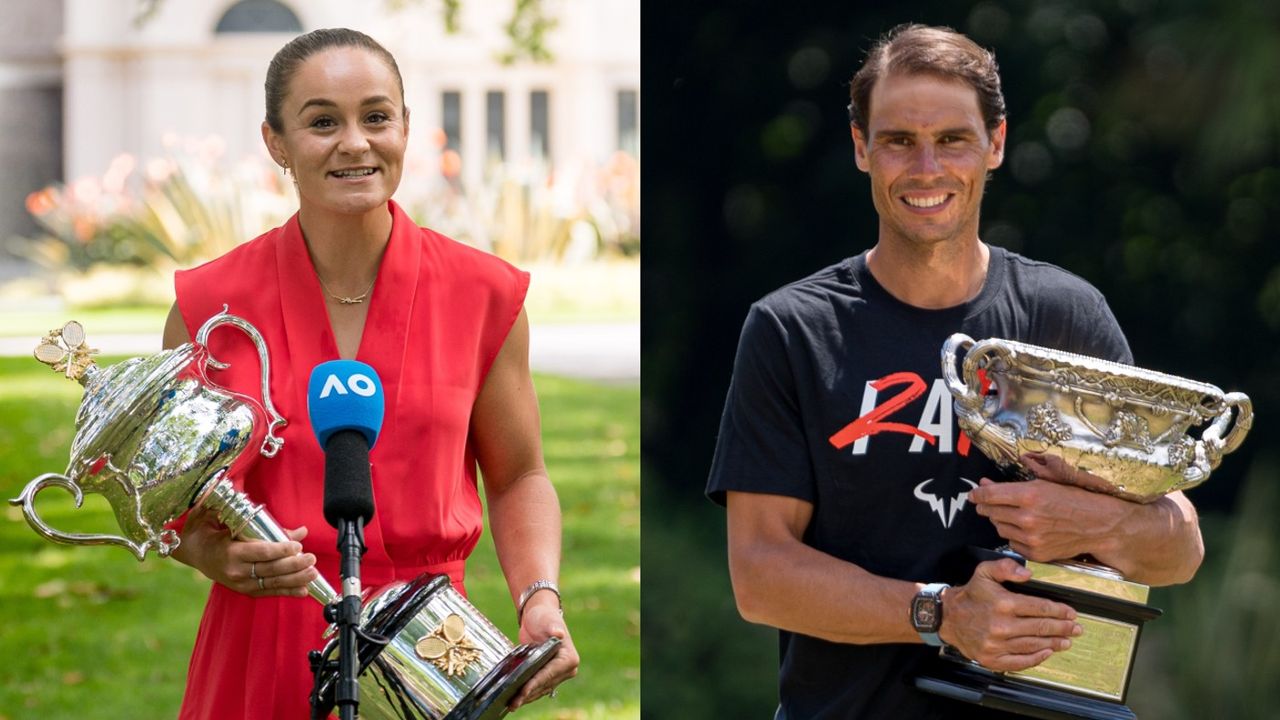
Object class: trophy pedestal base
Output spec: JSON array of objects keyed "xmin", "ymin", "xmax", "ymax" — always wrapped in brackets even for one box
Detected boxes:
[
  {"xmin": 914, "ymin": 660, "xmax": 1136, "ymax": 720},
  {"xmin": 916, "ymin": 548, "xmax": 1164, "ymax": 718}
]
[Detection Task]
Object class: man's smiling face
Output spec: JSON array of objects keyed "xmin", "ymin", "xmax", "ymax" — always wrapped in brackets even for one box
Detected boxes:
[{"xmin": 852, "ymin": 72, "xmax": 1006, "ymax": 249}]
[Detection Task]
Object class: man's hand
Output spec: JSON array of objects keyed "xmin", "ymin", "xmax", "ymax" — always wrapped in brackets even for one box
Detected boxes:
[
  {"xmin": 970, "ymin": 452, "xmax": 1204, "ymax": 585},
  {"xmin": 940, "ymin": 559, "xmax": 1081, "ymax": 671},
  {"xmin": 969, "ymin": 476, "xmax": 1129, "ymax": 563}
]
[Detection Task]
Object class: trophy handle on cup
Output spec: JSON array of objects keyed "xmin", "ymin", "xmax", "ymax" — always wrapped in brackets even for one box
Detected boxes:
[
  {"xmin": 941, "ymin": 334, "xmax": 1022, "ymax": 468},
  {"xmin": 195, "ymin": 310, "xmax": 288, "ymax": 457},
  {"xmin": 921, "ymin": 332, "xmax": 1254, "ymax": 719}
]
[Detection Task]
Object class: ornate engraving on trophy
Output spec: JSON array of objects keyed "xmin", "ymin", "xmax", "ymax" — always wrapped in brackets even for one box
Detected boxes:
[
  {"xmin": 1167, "ymin": 436, "xmax": 1198, "ymax": 473},
  {"xmin": 1027, "ymin": 402, "xmax": 1072, "ymax": 444},
  {"xmin": 942, "ymin": 333, "xmax": 1252, "ymax": 502},
  {"xmin": 1017, "ymin": 613, "xmax": 1138, "ymax": 702},
  {"xmin": 415, "ymin": 613, "xmax": 483, "ymax": 677}
]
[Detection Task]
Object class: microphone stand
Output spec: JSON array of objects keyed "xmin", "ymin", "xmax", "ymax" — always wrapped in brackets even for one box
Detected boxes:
[{"xmin": 330, "ymin": 516, "xmax": 366, "ymax": 720}]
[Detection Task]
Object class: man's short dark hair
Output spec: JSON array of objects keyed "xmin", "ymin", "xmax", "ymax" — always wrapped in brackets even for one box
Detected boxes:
[{"xmin": 848, "ymin": 24, "xmax": 1006, "ymax": 138}]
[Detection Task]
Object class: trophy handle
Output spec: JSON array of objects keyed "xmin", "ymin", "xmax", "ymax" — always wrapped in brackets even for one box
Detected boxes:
[
  {"xmin": 942, "ymin": 333, "xmax": 981, "ymax": 410},
  {"xmin": 7, "ymin": 473, "xmax": 178, "ymax": 562},
  {"xmin": 1202, "ymin": 392, "xmax": 1253, "ymax": 466},
  {"xmin": 195, "ymin": 306, "xmax": 287, "ymax": 458}
]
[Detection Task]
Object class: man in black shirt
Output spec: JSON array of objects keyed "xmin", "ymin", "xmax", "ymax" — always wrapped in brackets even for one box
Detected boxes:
[{"xmin": 706, "ymin": 24, "xmax": 1204, "ymax": 719}]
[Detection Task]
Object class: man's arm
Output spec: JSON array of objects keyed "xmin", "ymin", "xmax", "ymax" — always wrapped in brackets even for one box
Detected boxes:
[
  {"xmin": 727, "ymin": 491, "xmax": 1081, "ymax": 671},
  {"xmin": 970, "ymin": 471, "xmax": 1204, "ymax": 586}
]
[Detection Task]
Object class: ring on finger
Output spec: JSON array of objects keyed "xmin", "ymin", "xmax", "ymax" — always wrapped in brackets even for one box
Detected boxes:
[
  {"xmin": 257, "ymin": 576, "xmax": 266, "ymax": 591},
  {"xmin": 250, "ymin": 562, "xmax": 258, "ymax": 580}
]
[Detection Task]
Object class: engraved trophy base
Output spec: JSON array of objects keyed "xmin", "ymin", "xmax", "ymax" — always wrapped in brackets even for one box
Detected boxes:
[
  {"xmin": 914, "ymin": 548, "xmax": 1161, "ymax": 719},
  {"xmin": 312, "ymin": 573, "xmax": 560, "ymax": 720}
]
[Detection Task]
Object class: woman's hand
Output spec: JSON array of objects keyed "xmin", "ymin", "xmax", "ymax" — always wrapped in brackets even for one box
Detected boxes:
[
  {"xmin": 172, "ymin": 505, "xmax": 320, "ymax": 598},
  {"xmin": 507, "ymin": 596, "xmax": 580, "ymax": 711}
]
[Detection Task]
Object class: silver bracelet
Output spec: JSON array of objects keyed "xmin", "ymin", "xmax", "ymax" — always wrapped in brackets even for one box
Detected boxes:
[{"xmin": 516, "ymin": 579, "xmax": 562, "ymax": 623}]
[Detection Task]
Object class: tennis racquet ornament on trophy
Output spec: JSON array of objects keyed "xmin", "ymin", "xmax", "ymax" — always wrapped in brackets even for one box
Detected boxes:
[
  {"xmin": 915, "ymin": 333, "xmax": 1253, "ymax": 720},
  {"xmin": 9, "ymin": 311, "xmax": 556, "ymax": 719}
]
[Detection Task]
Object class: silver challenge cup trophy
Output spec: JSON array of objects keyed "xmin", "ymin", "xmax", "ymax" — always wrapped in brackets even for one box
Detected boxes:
[
  {"xmin": 913, "ymin": 333, "xmax": 1253, "ymax": 720},
  {"xmin": 9, "ymin": 311, "xmax": 557, "ymax": 719}
]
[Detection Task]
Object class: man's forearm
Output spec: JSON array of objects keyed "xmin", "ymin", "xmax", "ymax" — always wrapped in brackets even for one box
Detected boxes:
[
  {"xmin": 1092, "ymin": 491, "xmax": 1203, "ymax": 585},
  {"xmin": 729, "ymin": 533, "xmax": 923, "ymax": 645}
]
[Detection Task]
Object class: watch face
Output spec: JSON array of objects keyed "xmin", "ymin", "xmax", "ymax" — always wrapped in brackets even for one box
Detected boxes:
[{"xmin": 912, "ymin": 596, "xmax": 940, "ymax": 632}]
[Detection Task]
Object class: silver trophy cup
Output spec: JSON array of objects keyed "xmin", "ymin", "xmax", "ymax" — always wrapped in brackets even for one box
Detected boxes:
[
  {"xmin": 10, "ymin": 313, "xmax": 556, "ymax": 719},
  {"xmin": 917, "ymin": 333, "xmax": 1253, "ymax": 717},
  {"xmin": 942, "ymin": 333, "xmax": 1252, "ymax": 503}
]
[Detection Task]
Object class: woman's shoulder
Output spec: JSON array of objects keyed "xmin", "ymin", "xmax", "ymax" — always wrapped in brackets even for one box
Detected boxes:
[
  {"xmin": 174, "ymin": 224, "xmax": 285, "ymax": 328},
  {"xmin": 412, "ymin": 224, "xmax": 528, "ymax": 290}
]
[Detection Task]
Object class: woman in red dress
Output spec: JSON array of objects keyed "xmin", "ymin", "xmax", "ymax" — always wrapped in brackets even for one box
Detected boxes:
[{"xmin": 160, "ymin": 28, "xmax": 579, "ymax": 719}]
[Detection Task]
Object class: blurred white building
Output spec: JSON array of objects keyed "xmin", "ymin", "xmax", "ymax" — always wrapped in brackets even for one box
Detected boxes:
[
  {"xmin": 0, "ymin": 0, "xmax": 639, "ymax": 274},
  {"xmin": 65, "ymin": 0, "xmax": 639, "ymax": 184}
]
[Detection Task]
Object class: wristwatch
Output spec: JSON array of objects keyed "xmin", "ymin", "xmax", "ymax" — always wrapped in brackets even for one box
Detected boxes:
[{"xmin": 911, "ymin": 583, "xmax": 950, "ymax": 647}]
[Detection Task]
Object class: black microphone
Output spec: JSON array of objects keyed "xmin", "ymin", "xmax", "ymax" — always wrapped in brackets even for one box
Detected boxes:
[{"xmin": 322, "ymin": 430, "xmax": 375, "ymax": 527}]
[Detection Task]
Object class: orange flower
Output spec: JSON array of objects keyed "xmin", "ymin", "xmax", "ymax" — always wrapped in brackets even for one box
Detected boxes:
[
  {"xmin": 73, "ymin": 216, "xmax": 97, "ymax": 243},
  {"xmin": 25, "ymin": 188, "xmax": 56, "ymax": 216},
  {"xmin": 441, "ymin": 150, "xmax": 462, "ymax": 178}
]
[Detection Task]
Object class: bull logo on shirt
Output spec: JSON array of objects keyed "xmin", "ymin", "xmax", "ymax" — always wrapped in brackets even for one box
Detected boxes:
[{"xmin": 913, "ymin": 477, "xmax": 978, "ymax": 529}]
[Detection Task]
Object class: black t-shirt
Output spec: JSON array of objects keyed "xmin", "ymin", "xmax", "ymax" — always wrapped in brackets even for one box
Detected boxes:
[{"xmin": 707, "ymin": 246, "xmax": 1132, "ymax": 719}]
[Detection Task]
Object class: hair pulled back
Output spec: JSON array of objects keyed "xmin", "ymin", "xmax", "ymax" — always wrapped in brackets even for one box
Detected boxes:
[{"xmin": 264, "ymin": 27, "xmax": 405, "ymax": 133}]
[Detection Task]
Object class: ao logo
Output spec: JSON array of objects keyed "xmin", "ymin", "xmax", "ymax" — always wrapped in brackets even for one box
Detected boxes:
[{"xmin": 319, "ymin": 373, "xmax": 377, "ymax": 398}]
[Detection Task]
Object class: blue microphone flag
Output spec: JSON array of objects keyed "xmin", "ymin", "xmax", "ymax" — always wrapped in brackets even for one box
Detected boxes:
[{"xmin": 307, "ymin": 360, "xmax": 385, "ymax": 449}]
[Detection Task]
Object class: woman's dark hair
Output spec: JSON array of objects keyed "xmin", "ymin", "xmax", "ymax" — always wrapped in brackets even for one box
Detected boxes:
[
  {"xmin": 264, "ymin": 27, "xmax": 405, "ymax": 133},
  {"xmin": 848, "ymin": 24, "xmax": 1006, "ymax": 138}
]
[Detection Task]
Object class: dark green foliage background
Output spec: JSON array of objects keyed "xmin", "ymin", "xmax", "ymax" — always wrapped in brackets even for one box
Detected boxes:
[{"xmin": 641, "ymin": 1, "xmax": 1280, "ymax": 717}]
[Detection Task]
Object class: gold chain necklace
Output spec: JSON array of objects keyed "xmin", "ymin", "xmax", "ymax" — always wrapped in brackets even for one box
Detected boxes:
[{"xmin": 316, "ymin": 274, "xmax": 376, "ymax": 305}]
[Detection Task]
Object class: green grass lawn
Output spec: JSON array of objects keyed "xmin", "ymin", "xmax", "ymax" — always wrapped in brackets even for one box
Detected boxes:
[
  {"xmin": 0, "ymin": 306, "xmax": 171, "ymax": 338},
  {"xmin": 0, "ymin": 356, "xmax": 638, "ymax": 719}
]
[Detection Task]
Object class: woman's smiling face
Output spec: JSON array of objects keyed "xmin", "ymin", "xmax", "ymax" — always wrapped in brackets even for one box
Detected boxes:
[{"xmin": 263, "ymin": 46, "xmax": 409, "ymax": 218}]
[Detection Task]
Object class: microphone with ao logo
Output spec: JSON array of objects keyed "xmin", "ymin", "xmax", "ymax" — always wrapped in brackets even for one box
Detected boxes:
[
  {"xmin": 307, "ymin": 360, "xmax": 385, "ymax": 718},
  {"xmin": 307, "ymin": 360, "xmax": 384, "ymax": 530}
]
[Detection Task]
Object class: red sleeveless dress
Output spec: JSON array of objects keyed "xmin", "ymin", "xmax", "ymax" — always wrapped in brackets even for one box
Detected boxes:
[{"xmin": 173, "ymin": 201, "xmax": 529, "ymax": 719}]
